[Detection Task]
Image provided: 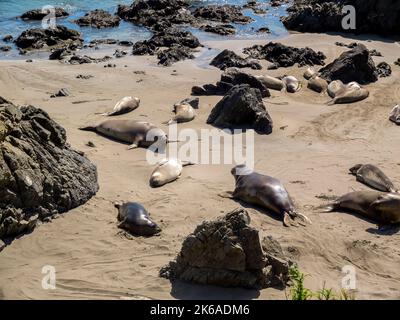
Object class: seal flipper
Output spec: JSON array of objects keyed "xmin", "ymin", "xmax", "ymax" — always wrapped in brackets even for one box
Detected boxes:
[
  {"xmin": 128, "ymin": 143, "xmax": 138, "ymax": 150},
  {"xmin": 218, "ymin": 191, "xmax": 235, "ymax": 199},
  {"xmin": 79, "ymin": 125, "xmax": 97, "ymax": 132}
]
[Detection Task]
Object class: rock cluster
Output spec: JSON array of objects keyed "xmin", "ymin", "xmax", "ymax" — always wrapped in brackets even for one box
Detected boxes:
[
  {"xmin": 160, "ymin": 208, "xmax": 290, "ymax": 289},
  {"xmin": 75, "ymin": 9, "xmax": 121, "ymax": 28},
  {"xmin": 0, "ymin": 99, "xmax": 99, "ymax": 239},
  {"xmin": 193, "ymin": 5, "xmax": 254, "ymax": 25},
  {"xmin": 21, "ymin": 7, "xmax": 69, "ymax": 20},
  {"xmin": 244, "ymin": 42, "xmax": 326, "ymax": 68},
  {"xmin": 210, "ymin": 49, "xmax": 262, "ymax": 70}
]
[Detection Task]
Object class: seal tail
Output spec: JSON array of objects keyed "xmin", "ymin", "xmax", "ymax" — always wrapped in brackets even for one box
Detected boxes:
[
  {"xmin": 94, "ymin": 112, "xmax": 110, "ymax": 116},
  {"xmin": 315, "ymin": 203, "xmax": 337, "ymax": 213},
  {"xmin": 162, "ymin": 119, "xmax": 174, "ymax": 125},
  {"xmin": 326, "ymin": 99, "xmax": 336, "ymax": 106},
  {"xmin": 79, "ymin": 125, "xmax": 97, "ymax": 132}
]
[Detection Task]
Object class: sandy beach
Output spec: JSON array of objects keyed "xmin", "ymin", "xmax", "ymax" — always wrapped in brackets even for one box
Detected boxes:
[{"xmin": 0, "ymin": 32, "xmax": 399, "ymax": 300}]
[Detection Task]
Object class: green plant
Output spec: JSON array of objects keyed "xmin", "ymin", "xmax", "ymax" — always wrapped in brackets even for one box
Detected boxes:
[{"xmin": 288, "ymin": 266, "xmax": 313, "ymax": 300}]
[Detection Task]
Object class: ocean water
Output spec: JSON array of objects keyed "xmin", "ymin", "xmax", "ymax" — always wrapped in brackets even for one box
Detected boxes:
[{"xmin": 0, "ymin": 0, "xmax": 289, "ymax": 58}]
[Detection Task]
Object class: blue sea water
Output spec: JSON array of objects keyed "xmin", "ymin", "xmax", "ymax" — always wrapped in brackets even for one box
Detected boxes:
[{"xmin": 0, "ymin": 0, "xmax": 289, "ymax": 58}]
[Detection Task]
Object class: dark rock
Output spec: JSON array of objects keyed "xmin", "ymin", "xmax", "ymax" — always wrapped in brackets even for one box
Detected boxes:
[
  {"xmin": 200, "ymin": 24, "xmax": 236, "ymax": 35},
  {"xmin": 21, "ymin": 7, "xmax": 69, "ymax": 20},
  {"xmin": 157, "ymin": 46, "xmax": 194, "ymax": 66},
  {"xmin": 0, "ymin": 46, "xmax": 11, "ymax": 52},
  {"xmin": 75, "ymin": 9, "xmax": 121, "ymax": 28},
  {"xmin": 319, "ymin": 44, "xmax": 378, "ymax": 84},
  {"xmin": 193, "ymin": 5, "xmax": 254, "ymax": 25},
  {"xmin": 376, "ymin": 62, "xmax": 392, "ymax": 78},
  {"xmin": 244, "ymin": 42, "xmax": 326, "ymax": 68},
  {"xmin": 207, "ymin": 84, "xmax": 273, "ymax": 135},
  {"xmin": 25, "ymin": 59, "xmax": 33, "ymax": 63},
  {"xmin": 160, "ymin": 208, "xmax": 290, "ymax": 289},
  {"xmin": 2, "ymin": 35, "xmax": 13, "ymax": 42},
  {"xmin": 258, "ymin": 27, "xmax": 271, "ymax": 33},
  {"xmin": 66, "ymin": 54, "xmax": 112, "ymax": 65},
  {"xmin": 369, "ymin": 49, "xmax": 382, "ymax": 57},
  {"xmin": 395, "ymin": 58, "xmax": 400, "ymax": 67},
  {"xmin": 0, "ymin": 101, "xmax": 98, "ymax": 239},
  {"xmin": 114, "ymin": 49, "xmax": 128, "ymax": 58},
  {"xmin": 211, "ymin": 49, "xmax": 262, "ymax": 70},
  {"xmin": 15, "ymin": 26, "xmax": 82, "ymax": 51},
  {"xmin": 0, "ymin": 239, "xmax": 5, "ymax": 252},
  {"xmin": 118, "ymin": 40, "xmax": 134, "ymax": 46},
  {"xmin": 90, "ymin": 39, "xmax": 118, "ymax": 45},
  {"xmin": 76, "ymin": 74, "xmax": 94, "ymax": 80},
  {"xmin": 51, "ymin": 88, "xmax": 70, "ymax": 98},
  {"xmin": 282, "ymin": 0, "xmax": 400, "ymax": 35}
]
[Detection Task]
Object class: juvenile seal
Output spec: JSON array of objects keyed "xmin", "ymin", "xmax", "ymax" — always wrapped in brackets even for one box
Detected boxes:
[
  {"xmin": 256, "ymin": 75, "xmax": 285, "ymax": 91},
  {"xmin": 220, "ymin": 165, "xmax": 311, "ymax": 227},
  {"xmin": 282, "ymin": 76, "xmax": 301, "ymax": 93},
  {"xmin": 321, "ymin": 191, "xmax": 400, "ymax": 225},
  {"xmin": 327, "ymin": 81, "xmax": 369, "ymax": 105},
  {"xmin": 389, "ymin": 105, "xmax": 400, "ymax": 125},
  {"xmin": 150, "ymin": 158, "xmax": 194, "ymax": 188},
  {"xmin": 307, "ymin": 76, "xmax": 328, "ymax": 93},
  {"xmin": 327, "ymin": 80, "xmax": 344, "ymax": 98},
  {"xmin": 164, "ymin": 103, "xmax": 196, "ymax": 125},
  {"xmin": 99, "ymin": 96, "xmax": 140, "ymax": 116},
  {"xmin": 115, "ymin": 202, "xmax": 161, "ymax": 236},
  {"xmin": 350, "ymin": 164, "xmax": 398, "ymax": 193},
  {"xmin": 303, "ymin": 67, "xmax": 317, "ymax": 80},
  {"xmin": 80, "ymin": 120, "xmax": 167, "ymax": 150}
]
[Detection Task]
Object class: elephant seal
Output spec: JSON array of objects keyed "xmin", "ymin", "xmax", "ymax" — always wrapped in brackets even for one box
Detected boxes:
[
  {"xmin": 303, "ymin": 67, "xmax": 317, "ymax": 80},
  {"xmin": 327, "ymin": 80, "xmax": 344, "ymax": 98},
  {"xmin": 389, "ymin": 105, "xmax": 400, "ymax": 125},
  {"xmin": 220, "ymin": 165, "xmax": 311, "ymax": 227},
  {"xmin": 307, "ymin": 76, "xmax": 328, "ymax": 93},
  {"xmin": 99, "ymin": 96, "xmax": 140, "ymax": 116},
  {"xmin": 115, "ymin": 202, "xmax": 161, "ymax": 236},
  {"xmin": 164, "ymin": 103, "xmax": 196, "ymax": 125},
  {"xmin": 282, "ymin": 76, "xmax": 301, "ymax": 93},
  {"xmin": 80, "ymin": 120, "xmax": 167, "ymax": 150},
  {"xmin": 322, "ymin": 191, "xmax": 400, "ymax": 225},
  {"xmin": 150, "ymin": 158, "xmax": 194, "ymax": 188},
  {"xmin": 327, "ymin": 81, "xmax": 369, "ymax": 105},
  {"xmin": 256, "ymin": 75, "xmax": 285, "ymax": 91},
  {"xmin": 350, "ymin": 164, "xmax": 398, "ymax": 193}
]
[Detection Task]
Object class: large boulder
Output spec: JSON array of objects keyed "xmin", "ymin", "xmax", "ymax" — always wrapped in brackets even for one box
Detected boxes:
[
  {"xmin": 160, "ymin": 208, "xmax": 290, "ymax": 289},
  {"xmin": 244, "ymin": 42, "xmax": 326, "ymax": 68},
  {"xmin": 15, "ymin": 26, "xmax": 82, "ymax": 50},
  {"xmin": 207, "ymin": 84, "xmax": 273, "ymax": 135},
  {"xmin": 193, "ymin": 4, "xmax": 254, "ymax": 24},
  {"xmin": 21, "ymin": 7, "xmax": 69, "ymax": 20},
  {"xmin": 210, "ymin": 49, "xmax": 262, "ymax": 70},
  {"xmin": 75, "ymin": 9, "xmax": 121, "ymax": 28},
  {"xmin": 282, "ymin": 0, "xmax": 400, "ymax": 35},
  {"xmin": 0, "ymin": 99, "xmax": 99, "ymax": 240},
  {"xmin": 319, "ymin": 44, "xmax": 378, "ymax": 84}
]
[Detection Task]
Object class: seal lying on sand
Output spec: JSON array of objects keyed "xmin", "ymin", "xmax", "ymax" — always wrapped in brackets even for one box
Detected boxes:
[
  {"xmin": 99, "ymin": 96, "xmax": 140, "ymax": 116},
  {"xmin": 220, "ymin": 165, "xmax": 311, "ymax": 227},
  {"xmin": 164, "ymin": 103, "xmax": 196, "ymax": 125},
  {"xmin": 115, "ymin": 202, "xmax": 161, "ymax": 236},
  {"xmin": 80, "ymin": 120, "xmax": 167, "ymax": 150},
  {"xmin": 256, "ymin": 75, "xmax": 285, "ymax": 91},
  {"xmin": 350, "ymin": 164, "xmax": 398, "ymax": 193},
  {"xmin": 150, "ymin": 158, "xmax": 194, "ymax": 188},
  {"xmin": 303, "ymin": 67, "xmax": 317, "ymax": 80},
  {"xmin": 307, "ymin": 76, "xmax": 328, "ymax": 93},
  {"xmin": 389, "ymin": 105, "xmax": 400, "ymax": 125},
  {"xmin": 327, "ymin": 81, "xmax": 369, "ymax": 105},
  {"xmin": 282, "ymin": 76, "xmax": 301, "ymax": 93},
  {"xmin": 321, "ymin": 191, "xmax": 400, "ymax": 225}
]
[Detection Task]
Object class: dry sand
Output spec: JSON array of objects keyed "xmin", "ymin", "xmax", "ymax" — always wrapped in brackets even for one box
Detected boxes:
[{"xmin": 0, "ymin": 33, "xmax": 399, "ymax": 300}]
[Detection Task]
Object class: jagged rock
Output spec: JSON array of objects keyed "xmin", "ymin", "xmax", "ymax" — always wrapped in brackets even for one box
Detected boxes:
[
  {"xmin": 207, "ymin": 84, "xmax": 273, "ymax": 135},
  {"xmin": 50, "ymin": 88, "xmax": 70, "ymax": 98},
  {"xmin": 15, "ymin": 26, "xmax": 82, "ymax": 51},
  {"xmin": 157, "ymin": 46, "xmax": 194, "ymax": 66},
  {"xmin": 211, "ymin": 49, "xmax": 262, "ymax": 70},
  {"xmin": 244, "ymin": 42, "xmax": 326, "ymax": 68},
  {"xmin": 258, "ymin": 27, "xmax": 271, "ymax": 33},
  {"xmin": 76, "ymin": 74, "xmax": 94, "ymax": 80},
  {"xmin": 0, "ymin": 100, "xmax": 98, "ymax": 239},
  {"xmin": 319, "ymin": 44, "xmax": 378, "ymax": 84},
  {"xmin": 21, "ymin": 7, "xmax": 69, "ymax": 20},
  {"xmin": 282, "ymin": 0, "xmax": 400, "ymax": 35},
  {"xmin": 376, "ymin": 62, "xmax": 392, "ymax": 78},
  {"xmin": 2, "ymin": 35, "xmax": 13, "ymax": 42},
  {"xmin": 75, "ymin": 9, "xmax": 121, "ymax": 28},
  {"xmin": 389, "ymin": 105, "xmax": 400, "ymax": 125},
  {"xmin": 160, "ymin": 208, "xmax": 290, "ymax": 289},
  {"xmin": 193, "ymin": 4, "xmax": 253, "ymax": 25},
  {"xmin": 0, "ymin": 46, "xmax": 11, "ymax": 52},
  {"xmin": 192, "ymin": 68, "xmax": 270, "ymax": 98},
  {"xmin": 200, "ymin": 24, "xmax": 236, "ymax": 35},
  {"xmin": 66, "ymin": 54, "xmax": 112, "ymax": 65},
  {"xmin": 0, "ymin": 239, "xmax": 5, "ymax": 252}
]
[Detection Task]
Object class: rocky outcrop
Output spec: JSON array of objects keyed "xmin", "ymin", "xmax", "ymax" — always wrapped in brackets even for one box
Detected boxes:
[
  {"xmin": 0, "ymin": 99, "xmax": 99, "ymax": 240},
  {"xmin": 210, "ymin": 49, "xmax": 262, "ymax": 70},
  {"xmin": 282, "ymin": 0, "xmax": 400, "ymax": 35},
  {"xmin": 200, "ymin": 24, "xmax": 236, "ymax": 35},
  {"xmin": 376, "ymin": 62, "xmax": 392, "ymax": 78},
  {"xmin": 15, "ymin": 26, "xmax": 82, "ymax": 51},
  {"xmin": 160, "ymin": 208, "xmax": 290, "ymax": 289},
  {"xmin": 21, "ymin": 7, "xmax": 69, "ymax": 20},
  {"xmin": 207, "ymin": 84, "xmax": 273, "ymax": 135},
  {"xmin": 192, "ymin": 68, "xmax": 270, "ymax": 98},
  {"xmin": 244, "ymin": 42, "xmax": 326, "ymax": 68},
  {"xmin": 157, "ymin": 46, "xmax": 194, "ymax": 66},
  {"xmin": 75, "ymin": 9, "xmax": 121, "ymax": 28},
  {"xmin": 319, "ymin": 44, "xmax": 378, "ymax": 84},
  {"xmin": 193, "ymin": 5, "xmax": 253, "ymax": 25}
]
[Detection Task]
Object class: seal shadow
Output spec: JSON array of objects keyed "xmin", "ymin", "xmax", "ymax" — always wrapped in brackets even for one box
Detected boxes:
[
  {"xmin": 228, "ymin": 198, "xmax": 283, "ymax": 224},
  {"xmin": 169, "ymin": 280, "xmax": 260, "ymax": 300},
  {"xmin": 366, "ymin": 224, "xmax": 400, "ymax": 236}
]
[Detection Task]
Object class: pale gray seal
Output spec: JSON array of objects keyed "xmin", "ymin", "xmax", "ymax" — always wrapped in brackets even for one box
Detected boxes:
[
  {"xmin": 282, "ymin": 76, "xmax": 301, "ymax": 93},
  {"xmin": 220, "ymin": 165, "xmax": 311, "ymax": 227},
  {"xmin": 150, "ymin": 158, "xmax": 194, "ymax": 188},
  {"xmin": 327, "ymin": 81, "xmax": 369, "ymax": 105},
  {"xmin": 327, "ymin": 80, "xmax": 344, "ymax": 98},
  {"xmin": 99, "ymin": 96, "xmax": 140, "ymax": 116},
  {"xmin": 80, "ymin": 120, "xmax": 167, "ymax": 150},
  {"xmin": 350, "ymin": 164, "xmax": 398, "ymax": 193},
  {"xmin": 256, "ymin": 75, "xmax": 285, "ymax": 91},
  {"xmin": 389, "ymin": 105, "xmax": 400, "ymax": 125},
  {"xmin": 115, "ymin": 202, "xmax": 161, "ymax": 236},
  {"xmin": 321, "ymin": 191, "xmax": 400, "ymax": 225},
  {"xmin": 164, "ymin": 103, "xmax": 196, "ymax": 125}
]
